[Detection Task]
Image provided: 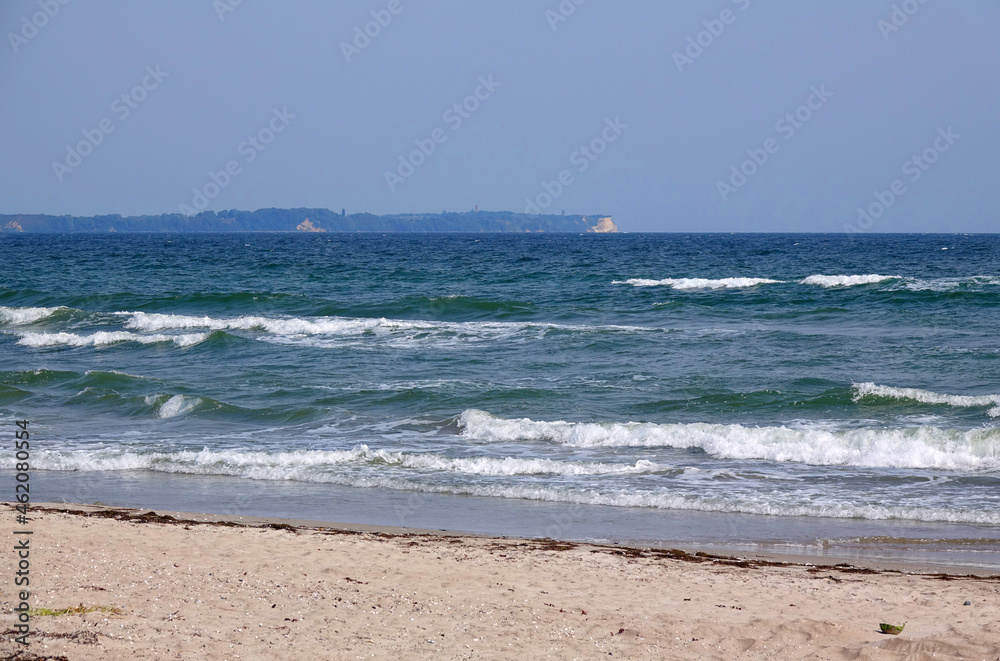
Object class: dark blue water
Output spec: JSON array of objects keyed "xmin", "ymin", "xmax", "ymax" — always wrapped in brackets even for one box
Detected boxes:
[{"xmin": 2, "ymin": 233, "xmax": 999, "ymax": 563}]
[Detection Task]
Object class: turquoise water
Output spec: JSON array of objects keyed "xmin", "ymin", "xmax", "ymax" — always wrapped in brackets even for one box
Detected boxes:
[{"xmin": 2, "ymin": 233, "xmax": 999, "ymax": 561}]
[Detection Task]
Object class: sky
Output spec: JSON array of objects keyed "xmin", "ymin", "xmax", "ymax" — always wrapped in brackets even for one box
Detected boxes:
[{"xmin": 1, "ymin": 1, "xmax": 998, "ymax": 232}]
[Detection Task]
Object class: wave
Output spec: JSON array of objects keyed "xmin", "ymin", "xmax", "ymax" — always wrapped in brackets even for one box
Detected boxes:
[
  {"xmin": 374, "ymin": 452, "xmax": 665, "ymax": 477},
  {"xmin": 145, "ymin": 394, "xmax": 201, "ymax": 419},
  {"xmin": 457, "ymin": 410, "xmax": 1000, "ymax": 471},
  {"xmin": 891, "ymin": 276, "xmax": 1000, "ymax": 292},
  {"xmin": 124, "ymin": 311, "xmax": 430, "ymax": 334},
  {"xmin": 63, "ymin": 388, "xmax": 207, "ymax": 419},
  {"xmin": 9, "ymin": 446, "xmax": 997, "ymax": 524},
  {"xmin": 853, "ymin": 382, "xmax": 1000, "ymax": 418},
  {"xmin": 82, "ymin": 369, "xmax": 157, "ymax": 386},
  {"xmin": 8, "ymin": 445, "xmax": 667, "ymax": 478},
  {"xmin": 0, "ymin": 384, "xmax": 30, "ymax": 404},
  {"xmin": 613, "ymin": 274, "xmax": 997, "ymax": 293},
  {"xmin": 58, "ymin": 386, "xmax": 318, "ymax": 424},
  {"xmin": 117, "ymin": 311, "xmax": 658, "ymax": 347},
  {"xmin": 0, "ymin": 306, "xmax": 67, "ymax": 325},
  {"xmin": 0, "ymin": 368, "xmax": 79, "ymax": 386},
  {"xmin": 424, "ymin": 484, "xmax": 1000, "ymax": 525},
  {"xmin": 16, "ymin": 331, "xmax": 209, "ymax": 348},
  {"xmin": 800, "ymin": 274, "xmax": 899, "ymax": 287},
  {"xmin": 613, "ymin": 277, "xmax": 783, "ymax": 289}
]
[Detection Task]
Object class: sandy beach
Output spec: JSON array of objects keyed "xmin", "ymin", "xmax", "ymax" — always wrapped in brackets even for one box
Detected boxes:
[{"xmin": 0, "ymin": 504, "xmax": 996, "ymax": 660}]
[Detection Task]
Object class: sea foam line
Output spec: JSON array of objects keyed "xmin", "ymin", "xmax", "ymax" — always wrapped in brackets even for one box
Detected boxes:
[
  {"xmin": 4, "ymin": 445, "xmax": 667, "ymax": 478},
  {"xmin": 457, "ymin": 409, "xmax": 1000, "ymax": 471}
]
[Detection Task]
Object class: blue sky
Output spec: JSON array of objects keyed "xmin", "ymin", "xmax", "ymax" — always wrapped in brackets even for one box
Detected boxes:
[{"xmin": 2, "ymin": 1, "xmax": 998, "ymax": 231}]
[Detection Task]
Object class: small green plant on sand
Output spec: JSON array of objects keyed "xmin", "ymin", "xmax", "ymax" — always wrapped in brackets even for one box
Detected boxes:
[{"xmin": 29, "ymin": 603, "xmax": 122, "ymax": 617}]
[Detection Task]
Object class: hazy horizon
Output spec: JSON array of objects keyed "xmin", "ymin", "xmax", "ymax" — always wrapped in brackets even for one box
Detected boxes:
[{"xmin": 2, "ymin": 1, "xmax": 998, "ymax": 232}]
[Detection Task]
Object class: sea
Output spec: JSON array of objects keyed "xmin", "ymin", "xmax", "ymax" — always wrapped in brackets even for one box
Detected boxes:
[{"xmin": 2, "ymin": 232, "xmax": 999, "ymax": 569}]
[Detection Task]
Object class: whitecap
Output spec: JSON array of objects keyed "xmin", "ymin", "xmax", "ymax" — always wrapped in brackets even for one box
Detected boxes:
[
  {"xmin": 457, "ymin": 409, "xmax": 1000, "ymax": 471},
  {"xmin": 0, "ymin": 306, "xmax": 66, "ymax": 325},
  {"xmin": 800, "ymin": 274, "xmax": 899, "ymax": 287},
  {"xmin": 853, "ymin": 382, "xmax": 1000, "ymax": 417},
  {"xmin": 17, "ymin": 331, "xmax": 207, "ymax": 348},
  {"xmin": 613, "ymin": 277, "xmax": 783, "ymax": 289}
]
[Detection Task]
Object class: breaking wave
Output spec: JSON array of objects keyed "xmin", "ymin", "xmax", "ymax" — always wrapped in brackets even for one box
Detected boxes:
[
  {"xmin": 145, "ymin": 394, "xmax": 201, "ymax": 419},
  {"xmin": 7, "ymin": 445, "xmax": 997, "ymax": 524},
  {"xmin": 16, "ymin": 331, "xmax": 209, "ymax": 348},
  {"xmin": 112, "ymin": 311, "xmax": 659, "ymax": 349},
  {"xmin": 800, "ymin": 274, "xmax": 900, "ymax": 287},
  {"xmin": 853, "ymin": 382, "xmax": 1000, "ymax": 418},
  {"xmin": 613, "ymin": 277, "xmax": 783, "ymax": 289},
  {"xmin": 8, "ymin": 445, "xmax": 667, "ymax": 478},
  {"xmin": 457, "ymin": 410, "xmax": 1000, "ymax": 471},
  {"xmin": 0, "ymin": 306, "xmax": 67, "ymax": 325}
]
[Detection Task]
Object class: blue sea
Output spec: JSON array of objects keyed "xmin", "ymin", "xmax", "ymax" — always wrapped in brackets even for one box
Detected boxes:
[{"xmin": 2, "ymin": 233, "xmax": 999, "ymax": 567}]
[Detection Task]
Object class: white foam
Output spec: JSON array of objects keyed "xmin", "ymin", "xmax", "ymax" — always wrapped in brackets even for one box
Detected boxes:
[
  {"xmin": 9, "ymin": 445, "xmax": 665, "ymax": 478},
  {"xmin": 125, "ymin": 311, "xmax": 394, "ymax": 334},
  {"xmin": 2, "ymin": 447, "xmax": 365, "ymax": 474},
  {"xmin": 613, "ymin": 277, "xmax": 783, "ymax": 289},
  {"xmin": 117, "ymin": 311, "xmax": 658, "ymax": 349},
  {"xmin": 800, "ymin": 274, "xmax": 899, "ymax": 287},
  {"xmin": 457, "ymin": 409, "xmax": 1000, "ymax": 471},
  {"xmin": 410, "ymin": 484, "xmax": 1000, "ymax": 525},
  {"xmin": 16, "ymin": 331, "xmax": 208, "ymax": 348},
  {"xmin": 853, "ymin": 383, "xmax": 1000, "ymax": 417},
  {"xmin": 8, "ymin": 447, "xmax": 998, "ymax": 524},
  {"xmin": 150, "ymin": 394, "xmax": 199, "ymax": 419},
  {"xmin": 891, "ymin": 276, "xmax": 1000, "ymax": 292},
  {"xmin": 0, "ymin": 306, "xmax": 65, "ymax": 325},
  {"xmin": 615, "ymin": 274, "xmax": 997, "ymax": 292},
  {"xmin": 377, "ymin": 452, "xmax": 665, "ymax": 476},
  {"xmin": 84, "ymin": 369, "xmax": 151, "ymax": 379}
]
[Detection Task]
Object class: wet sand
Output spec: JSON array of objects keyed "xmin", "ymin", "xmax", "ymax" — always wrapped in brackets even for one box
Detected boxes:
[{"xmin": 2, "ymin": 504, "xmax": 998, "ymax": 660}]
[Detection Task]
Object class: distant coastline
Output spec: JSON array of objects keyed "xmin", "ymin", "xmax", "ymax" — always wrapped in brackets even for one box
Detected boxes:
[{"xmin": 0, "ymin": 209, "xmax": 619, "ymax": 234}]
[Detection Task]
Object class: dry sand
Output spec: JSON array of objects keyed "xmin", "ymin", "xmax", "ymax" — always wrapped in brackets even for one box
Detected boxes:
[{"xmin": 1, "ymin": 504, "xmax": 998, "ymax": 660}]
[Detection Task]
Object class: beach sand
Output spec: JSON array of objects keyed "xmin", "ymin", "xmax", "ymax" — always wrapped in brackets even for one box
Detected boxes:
[{"xmin": 2, "ymin": 504, "xmax": 998, "ymax": 660}]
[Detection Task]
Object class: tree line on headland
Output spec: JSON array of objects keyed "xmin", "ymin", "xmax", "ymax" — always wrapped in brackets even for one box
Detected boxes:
[{"xmin": 0, "ymin": 209, "xmax": 618, "ymax": 234}]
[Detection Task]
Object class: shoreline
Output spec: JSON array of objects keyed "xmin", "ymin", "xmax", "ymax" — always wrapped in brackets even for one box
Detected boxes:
[
  {"xmin": 22, "ymin": 469, "xmax": 1000, "ymax": 572},
  {"xmin": 3, "ymin": 503, "xmax": 999, "ymax": 659},
  {"xmin": 26, "ymin": 502, "xmax": 1000, "ymax": 578}
]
